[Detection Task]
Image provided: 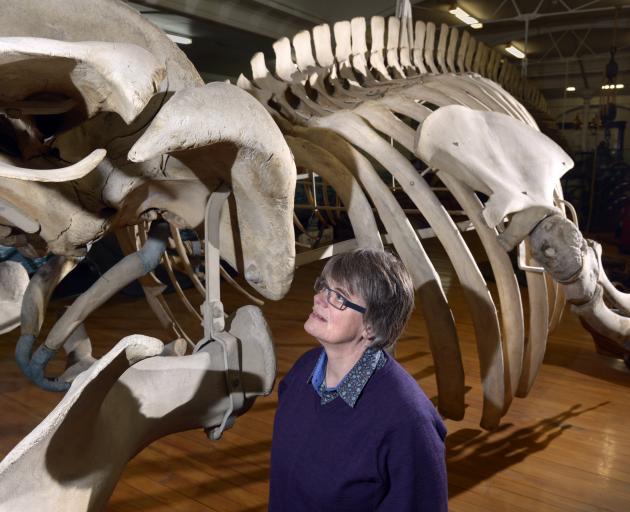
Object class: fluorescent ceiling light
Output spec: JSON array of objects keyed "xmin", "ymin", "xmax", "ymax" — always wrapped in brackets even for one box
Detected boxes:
[
  {"xmin": 602, "ymin": 84, "xmax": 611, "ymax": 90},
  {"xmin": 505, "ymin": 45, "xmax": 525, "ymax": 59},
  {"xmin": 449, "ymin": 7, "xmax": 483, "ymax": 29},
  {"xmin": 167, "ymin": 33, "xmax": 192, "ymax": 45},
  {"xmin": 616, "ymin": 84, "xmax": 624, "ymax": 89},
  {"xmin": 566, "ymin": 86, "xmax": 576, "ymax": 92}
]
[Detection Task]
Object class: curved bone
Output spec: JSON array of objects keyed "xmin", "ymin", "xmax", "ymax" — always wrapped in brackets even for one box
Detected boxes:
[
  {"xmin": 0, "ymin": 148, "xmax": 106, "ymax": 182},
  {"xmin": 16, "ymin": 223, "xmax": 169, "ymax": 391},
  {"xmin": 416, "ymin": 105, "xmax": 573, "ymax": 234},
  {"xmin": 386, "ymin": 17, "xmax": 405, "ymax": 78},
  {"xmin": 45, "ymin": 224, "xmax": 169, "ymax": 354},
  {"xmin": 424, "ymin": 22, "xmax": 439, "ymax": 74},
  {"xmin": 369, "ymin": 17, "xmax": 391, "ymax": 80},
  {"xmin": 438, "ymin": 173, "xmax": 525, "ymax": 407},
  {"xmin": 521, "ymin": 214, "xmax": 630, "ymax": 386},
  {"xmin": 412, "ymin": 21, "xmax": 428, "ymax": 74},
  {"xmin": 293, "ymin": 125, "xmax": 465, "ymax": 420},
  {"xmin": 129, "ymin": 82, "xmax": 296, "ymax": 300},
  {"xmin": 546, "ymin": 272, "xmax": 566, "ymax": 332},
  {"xmin": 517, "ymin": 264, "xmax": 550, "ymax": 397},
  {"xmin": 0, "ymin": 305, "xmax": 275, "ymax": 511},
  {"xmin": 0, "ymin": 261, "xmax": 29, "ymax": 335},
  {"xmin": 0, "ymin": 37, "xmax": 165, "ymax": 124},
  {"xmin": 315, "ymin": 110, "xmax": 504, "ymax": 427},
  {"xmin": 285, "ymin": 135, "xmax": 382, "ymax": 250},
  {"xmin": 436, "ymin": 23, "xmax": 449, "ymax": 72},
  {"xmin": 572, "ymin": 286, "xmax": 630, "ymax": 344},
  {"xmin": 446, "ymin": 27, "xmax": 458, "ymax": 73},
  {"xmin": 0, "ymin": 98, "xmax": 77, "ymax": 116},
  {"xmin": 1, "ymin": 335, "xmax": 164, "ymax": 512},
  {"xmin": 18, "ymin": 256, "xmax": 78, "ymax": 339},
  {"xmin": 464, "ymin": 36, "xmax": 476, "ymax": 72},
  {"xmin": 593, "ymin": 243, "xmax": 630, "ymax": 316},
  {"xmin": 0, "ymin": 197, "xmax": 39, "ymax": 233},
  {"xmin": 15, "ymin": 256, "xmax": 78, "ymax": 390},
  {"xmin": 457, "ymin": 30, "xmax": 470, "ymax": 73}
]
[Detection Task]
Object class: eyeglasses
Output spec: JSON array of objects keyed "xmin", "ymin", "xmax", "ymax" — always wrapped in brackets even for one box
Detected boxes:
[{"xmin": 314, "ymin": 276, "xmax": 366, "ymax": 314}]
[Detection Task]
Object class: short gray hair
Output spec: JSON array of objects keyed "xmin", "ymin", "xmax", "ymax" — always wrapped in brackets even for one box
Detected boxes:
[{"xmin": 321, "ymin": 248, "xmax": 414, "ymax": 349}]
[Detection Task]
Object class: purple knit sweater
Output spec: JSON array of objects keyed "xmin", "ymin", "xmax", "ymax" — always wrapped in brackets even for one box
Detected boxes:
[{"xmin": 269, "ymin": 348, "xmax": 448, "ymax": 511}]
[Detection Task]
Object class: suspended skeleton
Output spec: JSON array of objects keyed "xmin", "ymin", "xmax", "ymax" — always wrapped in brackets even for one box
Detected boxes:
[
  {"xmin": 1, "ymin": 1, "xmax": 629, "ymax": 510},
  {"xmin": 0, "ymin": 0, "xmax": 295, "ymax": 387},
  {"xmin": 234, "ymin": 14, "xmax": 630, "ymax": 430}
]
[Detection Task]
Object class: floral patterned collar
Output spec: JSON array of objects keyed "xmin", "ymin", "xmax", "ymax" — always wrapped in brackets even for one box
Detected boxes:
[{"xmin": 307, "ymin": 347, "xmax": 386, "ymax": 407}]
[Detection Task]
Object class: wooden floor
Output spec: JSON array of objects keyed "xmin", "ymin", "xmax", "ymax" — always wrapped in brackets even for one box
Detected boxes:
[{"xmin": 1, "ymin": 254, "xmax": 630, "ymax": 511}]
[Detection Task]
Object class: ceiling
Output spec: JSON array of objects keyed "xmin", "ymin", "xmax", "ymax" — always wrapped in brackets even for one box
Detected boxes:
[{"xmin": 128, "ymin": 0, "xmax": 630, "ymax": 101}]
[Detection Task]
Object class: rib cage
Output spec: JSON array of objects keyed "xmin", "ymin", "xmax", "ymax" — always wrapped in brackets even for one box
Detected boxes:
[{"xmin": 232, "ymin": 16, "xmax": 565, "ymax": 430}]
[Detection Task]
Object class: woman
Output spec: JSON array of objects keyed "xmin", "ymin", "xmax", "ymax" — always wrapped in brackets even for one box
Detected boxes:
[{"xmin": 269, "ymin": 249, "xmax": 447, "ymax": 511}]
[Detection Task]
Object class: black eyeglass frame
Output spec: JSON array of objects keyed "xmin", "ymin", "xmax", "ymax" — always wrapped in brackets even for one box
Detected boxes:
[{"xmin": 314, "ymin": 276, "xmax": 366, "ymax": 314}]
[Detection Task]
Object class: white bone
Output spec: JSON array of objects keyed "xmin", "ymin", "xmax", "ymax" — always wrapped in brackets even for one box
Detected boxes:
[
  {"xmin": 424, "ymin": 22, "xmax": 439, "ymax": 73},
  {"xmin": 369, "ymin": 17, "xmax": 391, "ymax": 80},
  {"xmin": 0, "ymin": 37, "xmax": 165, "ymax": 123},
  {"xmin": 386, "ymin": 17, "xmax": 405, "ymax": 78},
  {"xmin": 464, "ymin": 36, "xmax": 476, "ymax": 72},
  {"xmin": 313, "ymin": 24, "xmax": 335, "ymax": 67},
  {"xmin": 0, "ymin": 261, "xmax": 29, "ymax": 334},
  {"xmin": 334, "ymin": 20, "xmax": 352, "ymax": 62},
  {"xmin": 436, "ymin": 23, "xmax": 449, "ymax": 72},
  {"xmin": 446, "ymin": 27, "xmax": 458, "ymax": 73},
  {"xmin": 129, "ymin": 83, "xmax": 292, "ymax": 167},
  {"xmin": 294, "ymin": 124, "xmax": 465, "ymax": 420},
  {"xmin": 572, "ymin": 286, "xmax": 630, "ymax": 344},
  {"xmin": 413, "ymin": 21, "xmax": 428, "ymax": 74},
  {"xmin": 293, "ymin": 30, "xmax": 317, "ymax": 71},
  {"xmin": 286, "ymin": 135, "xmax": 382, "ymax": 250},
  {"xmin": 457, "ymin": 30, "xmax": 470, "ymax": 73},
  {"xmin": 0, "ymin": 197, "xmax": 39, "ymax": 233},
  {"xmin": 0, "ymin": 148, "xmax": 105, "ymax": 182},
  {"xmin": 517, "ymin": 266, "xmax": 550, "ymax": 397},
  {"xmin": 398, "ymin": 14, "xmax": 414, "ymax": 72},
  {"xmin": 349, "ymin": 17, "xmax": 375, "ymax": 82},
  {"xmin": 274, "ymin": 37, "xmax": 299, "ymax": 81},
  {"xmin": 317, "ymin": 110, "xmax": 505, "ymax": 427},
  {"xmin": 350, "ymin": 17, "xmax": 368, "ymax": 55},
  {"xmin": 472, "ymin": 41, "xmax": 485, "ymax": 74},
  {"xmin": 438, "ymin": 173, "xmax": 525, "ymax": 407},
  {"xmin": 0, "ymin": 306, "xmax": 276, "ymax": 510},
  {"xmin": 416, "ymin": 105, "xmax": 573, "ymax": 230}
]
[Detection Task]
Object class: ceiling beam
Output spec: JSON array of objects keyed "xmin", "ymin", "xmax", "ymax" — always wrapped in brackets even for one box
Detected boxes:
[
  {"xmin": 478, "ymin": 17, "xmax": 630, "ymax": 47},
  {"xmin": 134, "ymin": 0, "xmax": 311, "ymax": 40}
]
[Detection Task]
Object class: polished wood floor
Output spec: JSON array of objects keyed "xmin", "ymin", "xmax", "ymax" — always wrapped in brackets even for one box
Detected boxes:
[{"xmin": 1, "ymin": 254, "xmax": 630, "ymax": 511}]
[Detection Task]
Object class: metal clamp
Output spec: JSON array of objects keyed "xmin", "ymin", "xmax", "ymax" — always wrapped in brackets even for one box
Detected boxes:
[
  {"xmin": 205, "ymin": 329, "xmax": 245, "ymax": 440},
  {"xmin": 196, "ymin": 184, "xmax": 245, "ymax": 440},
  {"xmin": 517, "ymin": 240, "xmax": 545, "ymax": 273}
]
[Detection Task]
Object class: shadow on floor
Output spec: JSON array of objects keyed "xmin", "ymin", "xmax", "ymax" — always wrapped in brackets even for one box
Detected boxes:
[{"xmin": 446, "ymin": 401, "xmax": 610, "ymax": 498}]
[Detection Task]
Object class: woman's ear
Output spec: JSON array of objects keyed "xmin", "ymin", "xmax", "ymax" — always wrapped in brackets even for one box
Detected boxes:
[{"xmin": 362, "ymin": 324, "xmax": 374, "ymax": 345}]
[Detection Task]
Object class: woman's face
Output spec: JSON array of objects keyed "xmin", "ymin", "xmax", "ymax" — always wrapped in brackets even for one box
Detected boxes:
[{"xmin": 304, "ymin": 278, "xmax": 368, "ymax": 348}]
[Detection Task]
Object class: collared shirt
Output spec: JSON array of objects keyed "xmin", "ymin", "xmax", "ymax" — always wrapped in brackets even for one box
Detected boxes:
[{"xmin": 307, "ymin": 347, "xmax": 386, "ymax": 407}]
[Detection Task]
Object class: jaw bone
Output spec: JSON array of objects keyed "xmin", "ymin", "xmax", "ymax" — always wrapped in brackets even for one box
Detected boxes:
[
  {"xmin": 0, "ymin": 36, "xmax": 165, "ymax": 183},
  {"xmin": 129, "ymin": 82, "xmax": 296, "ymax": 300},
  {"xmin": 0, "ymin": 37, "xmax": 165, "ymax": 124}
]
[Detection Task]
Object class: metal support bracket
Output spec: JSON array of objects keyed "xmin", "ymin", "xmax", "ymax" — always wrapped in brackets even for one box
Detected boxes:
[{"xmin": 195, "ymin": 184, "xmax": 245, "ymax": 440}]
